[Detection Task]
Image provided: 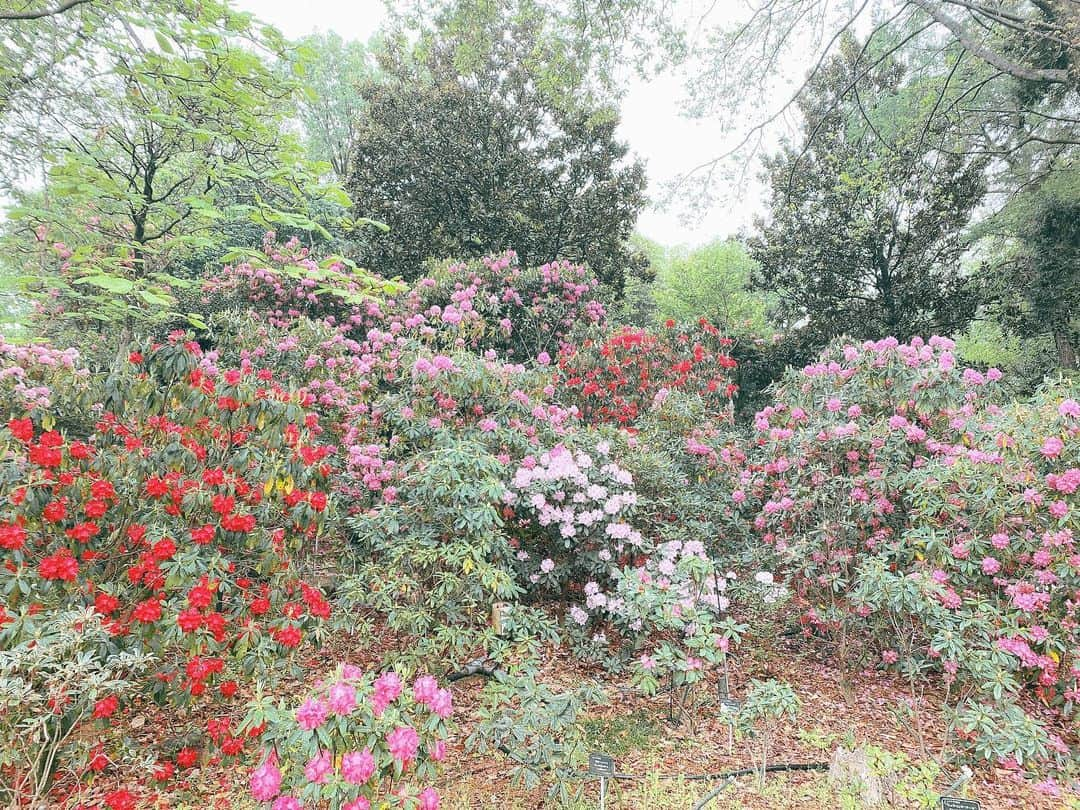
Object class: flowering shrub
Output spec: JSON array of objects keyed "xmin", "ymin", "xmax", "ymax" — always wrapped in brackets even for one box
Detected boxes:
[
  {"xmin": 403, "ymin": 251, "xmax": 607, "ymax": 363},
  {"xmin": 0, "ymin": 335, "xmax": 335, "ymax": 788},
  {"xmin": 0, "ymin": 337, "xmax": 95, "ymax": 435},
  {"xmin": 243, "ymin": 663, "xmax": 452, "ymax": 809},
  {"xmin": 556, "ymin": 319, "xmax": 737, "ymax": 426},
  {"xmin": 198, "ymin": 233, "xmax": 402, "ymax": 329},
  {"xmin": 0, "ymin": 609, "xmax": 151, "ymax": 807},
  {"xmin": 723, "ymin": 336, "xmax": 1079, "ymax": 770},
  {"xmin": 613, "ymin": 548, "xmax": 744, "ymax": 694},
  {"xmin": 504, "ymin": 439, "xmax": 641, "ymax": 598}
]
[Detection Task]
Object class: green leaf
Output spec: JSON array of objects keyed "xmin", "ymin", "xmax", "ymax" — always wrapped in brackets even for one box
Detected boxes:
[{"xmin": 73, "ymin": 275, "xmax": 135, "ymax": 294}]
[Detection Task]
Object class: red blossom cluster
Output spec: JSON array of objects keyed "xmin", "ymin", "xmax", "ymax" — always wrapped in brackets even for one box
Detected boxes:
[{"xmin": 557, "ymin": 319, "xmax": 738, "ymax": 426}]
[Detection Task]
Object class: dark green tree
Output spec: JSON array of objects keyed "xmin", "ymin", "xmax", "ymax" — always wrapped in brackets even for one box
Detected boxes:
[
  {"xmin": 748, "ymin": 36, "xmax": 988, "ymax": 346},
  {"xmin": 981, "ymin": 166, "xmax": 1080, "ymax": 371},
  {"xmin": 344, "ymin": 22, "xmax": 647, "ymax": 290}
]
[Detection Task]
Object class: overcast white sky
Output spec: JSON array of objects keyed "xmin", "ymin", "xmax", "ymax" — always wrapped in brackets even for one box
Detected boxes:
[{"xmin": 233, "ymin": 0, "xmax": 773, "ymax": 248}]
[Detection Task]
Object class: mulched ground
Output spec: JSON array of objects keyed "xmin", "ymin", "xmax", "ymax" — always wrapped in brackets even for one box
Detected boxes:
[{"xmin": 56, "ymin": 620, "xmax": 1078, "ymax": 809}]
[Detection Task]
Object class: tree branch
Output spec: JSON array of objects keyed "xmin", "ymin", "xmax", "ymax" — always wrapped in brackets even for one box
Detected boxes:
[
  {"xmin": 909, "ymin": 0, "xmax": 1071, "ymax": 83},
  {"xmin": 0, "ymin": 0, "xmax": 93, "ymax": 21}
]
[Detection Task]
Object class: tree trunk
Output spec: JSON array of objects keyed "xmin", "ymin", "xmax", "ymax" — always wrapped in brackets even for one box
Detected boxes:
[{"xmin": 1054, "ymin": 329, "xmax": 1077, "ymax": 370}]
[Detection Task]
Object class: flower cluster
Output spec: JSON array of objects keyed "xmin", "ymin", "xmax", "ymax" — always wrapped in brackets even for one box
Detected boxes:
[
  {"xmin": 556, "ymin": 319, "xmax": 737, "ymax": 426},
  {"xmin": 246, "ymin": 664, "xmax": 452, "ymax": 809},
  {"xmin": 0, "ymin": 335, "xmax": 334, "ymax": 774}
]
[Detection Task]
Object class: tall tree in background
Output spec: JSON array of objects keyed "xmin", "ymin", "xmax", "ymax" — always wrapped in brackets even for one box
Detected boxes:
[
  {"xmin": 749, "ymin": 36, "xmax": 987, "ymax": 346},
  {"xmin": 651, "ymin": 239, "xmax": 772, "ymax": 336},
  {"xmin": 980, "ymin": 166, "xmax": 1080, "ymax": 370},
  {"xmin": 295, "ymin": 31, "xmax": 380, "ymax": 179},
  {"xmin": 0, "ymin": 1, "xmax": 347, "ymax": 337},
  {"xmin": 345, "ymin": 19, "xmax": 647, "ymax": 289}
]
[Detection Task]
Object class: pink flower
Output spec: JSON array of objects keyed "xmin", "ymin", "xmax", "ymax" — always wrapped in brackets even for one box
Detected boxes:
[
  {"xmin": 249, "ymin": 757, "xmax": 282, "ymax": 802},
  {"xmin": 413, "ymin": 675, "xmax": 439, "ymax": 706},
  {"xmin": 296, "ymin": 698, "xmax": 327, "ymax": 730},
  {"xmin": 1041, "ymin": 436, "xmax": 1064, "ymax": 458},
  {"xmin": 387, "ymin": 726, "xmax": 420, "ymax": 763},
  {"xmin": 881, "ymin": 650, "xmax": 899, "ymax": 665},
  {"xmin": 1049, "ymin": 500, "xmax": 1068, "ymax": 519},
  {"xmin": 343, "ymin": 800, "xmax": 371, "ymax": 810},
  {"xmin": 341, "ymin": 663, "xmax": 363, "ymax": 680},
  {"xmin": 328, "ymin": 681, "xmax": 357, "ymax": 715},
  {"xmin": 429, "ymin": 688, "xmax": 453, "ymax": 719},
  {"xmin": 272, "ymin": 799, "xmax": 301, "ymax": 810},
  {"xmin": 341, "ymin": 749, "xmax": 375, "ymax": 784},
  {"xmin": 981, "ymin": 557, "xmax": 1001, "ymax": 575},
  {"xmin": 1059, "ymin": 398, "xmax": 1080, "ymax": 418},
  {"xmin": 826, "ymin": 397, "xmax": 842, "ymax": 412},
  {"xmin": 419, "ymin": 787, "xmax": 441, "ymax": 810},
  {"xmin": 372, "ymin": 671, "xmax": 402, "ymax": 716},
  {"xmin": 428, "ymin": 740, "xmax": 447, "ymax": 761},
  {"xmin": 304, "ymin": 750, "xmax": 332, "ymax": 784}
]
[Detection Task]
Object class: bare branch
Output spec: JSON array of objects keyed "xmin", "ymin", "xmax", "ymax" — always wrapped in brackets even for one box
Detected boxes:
[
  {"xmin": 0, "ymin": 0, "xmax": 93, "ymax": 21},
  {"xmin": 909, "ymin": 0, "xmax": 1071, "ymax": 83}
]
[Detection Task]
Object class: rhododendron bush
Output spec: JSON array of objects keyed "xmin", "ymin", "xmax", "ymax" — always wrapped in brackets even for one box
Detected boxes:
[
  {"xmin": 556, "ymin": 319, "xmax": 738, "ymax": 426},
  {"xmin": 243, "ymin": 664, "xmax": 452, "ymax": 809},
  {"xmin": 717, "ymin": 336, "xmax": 1079, "ymax": 768},
  {"xmin": 0, "ymin": 336, "xmax": 335, "ymax": 801}
]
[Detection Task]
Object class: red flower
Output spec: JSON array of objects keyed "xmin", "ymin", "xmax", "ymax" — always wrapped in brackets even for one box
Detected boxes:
[
  {"xmin": 94, "ymin": 592, "xmax": 120, "ymax": 615},
  {"xmin": 153, "ymin": 760, "xmax": 175, "ymax": 781},
  {"xmin": 211, "ymin": 494, "xmax": 235, "ymax": 516},
  {"xmin": 219, "ymin": 680, "xmax": 239, "ymax": 699},
  {"xmin": 191, "ymin": 524, "xmax": 216, "ymax": 545},
  {"xmin": 104, "ymin": 788, "xmax": 138, "ymax": 810},
  {"xmin": 204, "ymin": 611, "xmax": 227, "ymax": 642},
  {"xmin": 145, "ymin": 476, "xmax": 169, "ymax": 498},
  {"xmin": 273, "ymin": 624, "xmax": 302, "ymax": 648},
  {"xmin": 249, "ymin": 596, "xmax": 270, "ymax": 616},
  {"xmin": 7, "ymin": 418, "xmax": 33, "ymax": 442},
  {"xmin": 309, "ymin": 491, "xmax": 328, "ymax": 512},
  {"xmin": 39, "ymin": 551, "xmax": 78, "ymax": 582},
  {"xmin": 177, "ymin": 608, "xmax": 202, "ymax": 633},
  {"xmin": 220, "ymin": 735, "xmax": 244, "ymax": 755},
  {"xmin": 176, "ymin": 747, "xmax": 198, "ymax": 768},
  {"xmin": 151, "ymin": 537, "xmax": 176, "ymax": 560},
  {"xmin": 132, "ymin": 598, "xmax": 162, "ymax": 623},
  {"xmin": 84, "ymin": 500, "xmax": 108, "ymax": 519},
  {"xmin": 43, "ymin": 499, "xmax": 67, "ymax": 523},
  {"xmin": 68, "ymin": 441, "xmax": 92, "ymax": 459},
  {"xmin": 65, "ymin": 522, "xmax": 99, "ymax": 543},
  {"xmin": 128, "ymin": 351, "xmax": 143, "ymax": 364},
  {"xmin": 188, "ymin": 583, "xmax": 213, "ymax": 610},
  {"xmin": 92, "ymin": 695, "xmax": 119, "ymax": 719},
  {"xmin": 0, "ymin": 521, "xmax": 26, "ymax": 550},
  {"xmin": 88, "ymin": 745, "xmax": 109, "ymax": 772},
  {"xmin": 90, "ymin": 480, "xmax": 116, "ymax": 500},
  {"xmin": 28, "ymin": 443, "xmax": 62, "ymax": 468}
]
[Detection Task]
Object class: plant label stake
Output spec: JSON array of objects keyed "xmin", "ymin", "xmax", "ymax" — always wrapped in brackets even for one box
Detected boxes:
[
  {"xmin": 588, "ymin": 752, "xmax": 615, "ymax": 810},
  {"xmin": 719, "ymin": 697, "xmax": 740, "ymax": 755},
  {"xmin": 940, "ymin": 799, "xmax": 980, "ymax": 810}
]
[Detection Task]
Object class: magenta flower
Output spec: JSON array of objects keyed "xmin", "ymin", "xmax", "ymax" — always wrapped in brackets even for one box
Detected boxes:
[
  {"xmin": 341, "ymin": 748, "xmax": 376, "ymax": 784},
  {"xmin": 249, "ymin": 758, "xmax": 282, "ymax": 802},
  {"xmin": 295, "ymin": 698, "xmax": 328, "ymax": 731},
  {"xmin": 412, "ymin": 675, "xmax": 439, "ymax": 706},
  {"xmin": 386, "ymin": 726, "xmax": 420, "ymax": 763},
  {"xmin": 304, "ymin": 750, "xmax": 332, "ymax": 784},
  {"xmin": 272, "ymin": 798, "xmax": 301, "ymax": 810},
  {"xmin": 419, "ymin": 787, "xmax": 441, "ymax": 810},
  {"xmin": 429, "ymin": 688, "xmax": 453, "ymax": 719},
  {"xmin": 328, "ymin": 681, "xmax": 357, "ymax": 715},
  {"xmin": 343, "ymin": 799, "xmax": 371, "ymax": 810}
]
